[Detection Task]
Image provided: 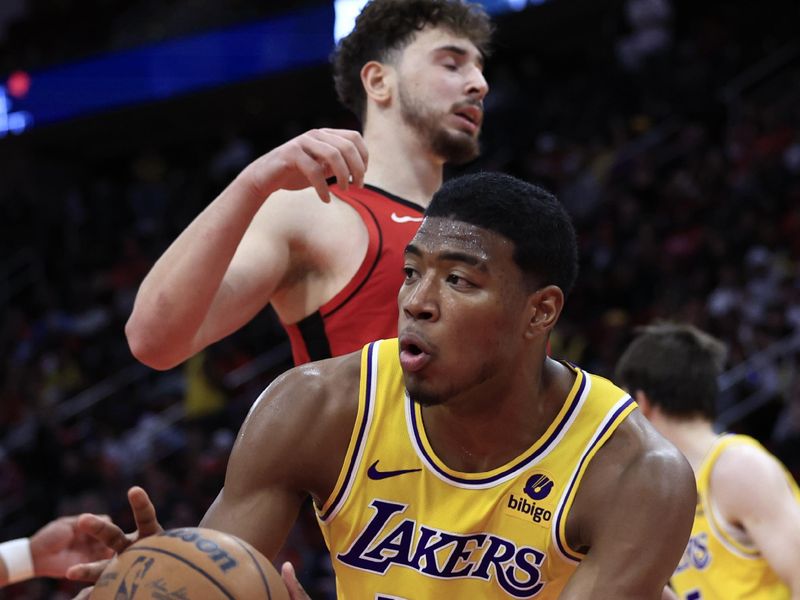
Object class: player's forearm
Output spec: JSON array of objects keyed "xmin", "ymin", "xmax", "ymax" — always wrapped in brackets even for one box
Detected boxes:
[{"xmin": 126, "ymin": 172, "xmax": 266, "ymax": 369}]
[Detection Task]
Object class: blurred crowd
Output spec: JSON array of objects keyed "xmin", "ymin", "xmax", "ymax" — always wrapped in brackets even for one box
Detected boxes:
[{"xmin": 1, "ymin": 0, "xmax": 799, "ymax": 597}]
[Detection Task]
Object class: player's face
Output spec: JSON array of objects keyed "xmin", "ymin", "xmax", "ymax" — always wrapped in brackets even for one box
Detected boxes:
[
  {"xmin": 398, "ymin": 218, "xmax": 532, "ymax": 406},
  {"xmin": 395, "ymin": 27, "xmax": 489, "ymax": 164}
]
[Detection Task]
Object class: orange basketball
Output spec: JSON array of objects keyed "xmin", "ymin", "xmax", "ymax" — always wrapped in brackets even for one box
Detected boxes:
[{"xmin": 90, "ymin": 527, "xmax": 289, "ymax": 599}]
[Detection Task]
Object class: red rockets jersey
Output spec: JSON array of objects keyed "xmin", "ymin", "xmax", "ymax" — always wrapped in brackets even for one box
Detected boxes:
[{"xmin": 283, "ymin": 184, "xmax": 424, "ymax": 365}]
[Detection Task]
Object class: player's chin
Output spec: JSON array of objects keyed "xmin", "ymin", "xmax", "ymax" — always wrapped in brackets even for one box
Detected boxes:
[
  {"xmin": 408, "ymin": 387, "xmax": 445, "ymax": 407},
  {"xmin": 437, "ymin": 133, "xmax": 480, "ymax": 165},
  {"xmin": 404, "ymin": 377, "xmax": 441, "ymax": 407}
]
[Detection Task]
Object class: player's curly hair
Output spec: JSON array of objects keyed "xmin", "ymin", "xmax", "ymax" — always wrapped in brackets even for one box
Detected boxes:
[{"xmin": 332, "ymin": 0, "xmax": 493, "ymax": 123}]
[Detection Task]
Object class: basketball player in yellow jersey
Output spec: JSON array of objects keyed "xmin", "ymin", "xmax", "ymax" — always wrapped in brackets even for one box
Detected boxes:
[
  {"xmin": 616, "ymin": 323, "xmax": 800, "ymax": 600},
  {"xmin": 70, "ymin": 172, "xmax": 695, "ymax": 599}
]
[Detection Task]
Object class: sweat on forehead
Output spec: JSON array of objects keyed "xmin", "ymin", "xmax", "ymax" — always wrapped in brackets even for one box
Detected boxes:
[
  {"xmin": 409, "ymin": 217, "xmax": 513, "ymax": 254},
  {"xmin": 423, "ymin": 171, "xmax": 579, "ymax": 296}
]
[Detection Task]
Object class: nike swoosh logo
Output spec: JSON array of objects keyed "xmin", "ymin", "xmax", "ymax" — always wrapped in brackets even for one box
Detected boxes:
[
  {"xmin": 367, "ymin": 460, "xmax": 422, "ymax": 480},
  {"xmin": 390, "ymin": 212, "xmax": 424, "ymax": 223}
]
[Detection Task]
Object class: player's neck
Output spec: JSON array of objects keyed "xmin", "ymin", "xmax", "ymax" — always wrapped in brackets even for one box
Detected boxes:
[
  {"xmin": 655, "ymin": 417, "xmax": 718, "ymax": 475},
  {"xmin": 419, "ymin": 355, "xmax": 562, "ymax": 472},
  {"xmin": 362, "ymin": 121, "xmax": 444, "ymax": 207}
]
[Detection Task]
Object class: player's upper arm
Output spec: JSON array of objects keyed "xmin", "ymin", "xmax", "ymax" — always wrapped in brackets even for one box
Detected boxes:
[
  {"xmin": 560, "ymin": 414, "xmax": 696, "ymax": 599},
  {"xmin": 200, "ymin": 352, "xmax": 360, "ymax": 559},
  {"xmin": 194, "ymin": 188, "xmax": 321, "ymax": 349},
  {"xmin": 712, "ymin": 444, "xmax": 800, "ymax": 591}
]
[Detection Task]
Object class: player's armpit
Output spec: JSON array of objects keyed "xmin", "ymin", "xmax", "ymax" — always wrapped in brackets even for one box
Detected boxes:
[{"xmin": 559, "ymin": 414, "xmax": 696, "ymax": 599}]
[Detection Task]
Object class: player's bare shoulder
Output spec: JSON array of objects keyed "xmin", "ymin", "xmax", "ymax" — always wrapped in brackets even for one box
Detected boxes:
[
  {"xmin": 251, "ymin": 186, "xmax": 366, "ymax": 237},
  {"xmin": 710, "ymin": 439, "xmax": 791, "ymax": 517},
  {"xmin": 594, "ymin": 410, "xmax": 695, "ymax": 503},
  {"xmin": 246, "ymin": 349, "xmax": 361, "ymax": 435},
  {"xmin": 234, "ymin": 350, "xmax": 363, "ymax": 499},
  {"xmin": 252, "ymin": 187, "xmax": 368, "ymax": 272},
  {"xmin": 568, "ymin": 410, "xmax": 696, "ymax": 551}
]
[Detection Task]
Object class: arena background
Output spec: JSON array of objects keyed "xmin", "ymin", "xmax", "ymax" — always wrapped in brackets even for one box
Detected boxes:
[{"xmin": 1, "ymin": 0, "xmax": 799, "ymax": 597}]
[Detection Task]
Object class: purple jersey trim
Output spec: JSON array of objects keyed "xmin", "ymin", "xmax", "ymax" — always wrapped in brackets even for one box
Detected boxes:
[
  {"xmin": 320, "ymin": 342, "xmax": 376, "ymax": 521},
  {"xmin": 554, "ymin": 395, "xmax": 636, "ymax": 561}
]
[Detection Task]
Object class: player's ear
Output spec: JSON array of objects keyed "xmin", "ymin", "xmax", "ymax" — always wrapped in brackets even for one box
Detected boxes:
[
  {"xmin": 634, "ymin": 390, "xmax": 653, "ymax": 417},
  {"xmin": 523, "ymin": 285, "xmax": 564, "ymax": 339},
  {"xmin": 361, "ymin": 60, "xmax": 394, "ymax": 106}
]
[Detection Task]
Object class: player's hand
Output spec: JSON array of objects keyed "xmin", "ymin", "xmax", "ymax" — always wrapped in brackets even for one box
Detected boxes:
[
  {"xmin": 28, "ymin": 515, "xmax": 115, "ymax": 579},
  {"xmin": 65, "ymin": 486, "xmax": 163, "ymax": 583},
  {"xmin": 281, "ymin": 561, "xmax": 312, "ymax": 600},
  {"xmin": 246, "ymin": 128, "xmax": 368, "ymax": 203}
]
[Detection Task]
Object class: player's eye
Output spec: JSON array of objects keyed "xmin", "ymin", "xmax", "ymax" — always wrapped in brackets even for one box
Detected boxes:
[{"xmin": 446, "ymin": 274, "xmax": 472, "ymax": 287}]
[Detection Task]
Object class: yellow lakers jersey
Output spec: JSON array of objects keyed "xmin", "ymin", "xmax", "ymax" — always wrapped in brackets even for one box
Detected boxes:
[
  {"xmin": 671, "ymin": 434, "xmax": 800, "ymax": 600},
  {"xmin": 315, "ymin": 339, "xmax": 637, "ymax": 599}
]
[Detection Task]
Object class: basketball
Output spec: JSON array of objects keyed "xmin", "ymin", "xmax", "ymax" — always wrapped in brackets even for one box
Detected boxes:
[{"xmin": 90, "ymin": 527, "xmax": 290, "ymax": 599}]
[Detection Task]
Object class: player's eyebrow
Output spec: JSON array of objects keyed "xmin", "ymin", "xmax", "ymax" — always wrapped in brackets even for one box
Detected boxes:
[
  {"xmin": 438, "ymin": 251, "xmax": 484, "ymax": 268},
  {"xmin": 405, "ymin": 244, "xmax": 487, "ymax": 270},
  {"xmin": 433, "ymin": 44, "xmax": 485, "ymax": 68},
  {"xmin": 405, "ymin": 243, "xmax": 424, "ymax": 259}
]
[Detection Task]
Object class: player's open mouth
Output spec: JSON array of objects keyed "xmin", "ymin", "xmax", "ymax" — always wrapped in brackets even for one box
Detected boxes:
[
  {"xmin": 452, "ymin": 104, "xmax": 482, "ymax": 132},
  {"xmin": 399, "ymin": 335, "xmax": 433, "ymax": 373},
  {"xmin": 455, "ymin": 110, "xmax": 478, "ymax": 125},
  {"xmin": 453, "ymin": 111, "xmax": 479, "ymax": 133}
]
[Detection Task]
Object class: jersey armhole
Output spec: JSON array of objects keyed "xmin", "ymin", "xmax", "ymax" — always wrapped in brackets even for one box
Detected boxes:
[
  {"xmin": 552, "ymin": 395, "xmax": 638, "ymax": 563},
  {"xmin": 702, "ymin": 437, "xmax": 764, "ymax": 558},
  {"xmin": 320, "ymin": 189, "xmax": 382, "ymax": 318},
  {"xmin": 317, "ymin": 341, "xmax": 380, "ymax": 521}
]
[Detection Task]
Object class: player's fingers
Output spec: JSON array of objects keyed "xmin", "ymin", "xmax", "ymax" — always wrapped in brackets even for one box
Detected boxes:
[
  {"xmin": 319, "ymin": 129, "xmax": 368, "ymax": 169},
  {"xmin": 76, "ymin": 514, "xmax": 130, "ymax": 555},
  {"xmin": 303, "ymin": 136, "xmax": 351, "ymax": 191},
  {"xmin": 88, "ymin": 537, "xmax": 116, "ymax": 560},
  {"xmin": 281, "ymin": 562, "xmax": 311, "ymax": 600},
  {"xmin": 296, "ymin": 152, "xmax": 330, "ymax": 202},
  {"xmin": 66, "ymin": 558, "xmax": 111, "ymax": 582},
  {"xmin": 128, "ymin": 486, "xmax": 162, "ymax": 538},
  {"xmin": 315, "ymin": 129, "xmax": 367, "ymax": 188},
  {"xmin": 58, "ymin": 515, "xmax": 81, "ymax": 527}
]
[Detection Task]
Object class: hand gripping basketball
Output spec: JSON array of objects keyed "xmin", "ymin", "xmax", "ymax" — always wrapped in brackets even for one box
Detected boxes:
[{"xmin": 89, "ymin": 527, "xmax": 290, "ymax": 600}]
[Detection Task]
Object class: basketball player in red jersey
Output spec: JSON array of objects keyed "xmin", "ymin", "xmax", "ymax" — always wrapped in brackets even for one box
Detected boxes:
[{"xmin": 125, "ymin": 0, "xmax": 492, "ymax": 367}]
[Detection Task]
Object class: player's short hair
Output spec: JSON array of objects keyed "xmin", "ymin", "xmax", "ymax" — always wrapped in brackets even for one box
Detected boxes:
[
  {"xmin": 615, "ymin": 323, "xmax": 728, "ymax": 420},
  {"xmin": 332, "ymin": 0, "xmax": 493, "ymax": 122},
  {"xmin": 425, "ymin": 171, "xmax": 579, "ymax": 295}
]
